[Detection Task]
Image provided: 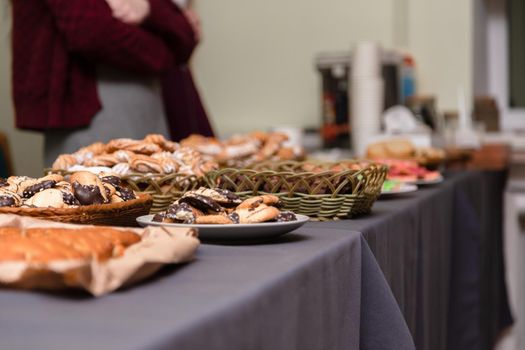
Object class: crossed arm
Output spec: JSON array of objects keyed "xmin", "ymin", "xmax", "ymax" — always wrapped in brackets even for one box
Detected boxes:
[{"xmin": 45, "ymin": 0, "xmax": 197, "ymax": 75}]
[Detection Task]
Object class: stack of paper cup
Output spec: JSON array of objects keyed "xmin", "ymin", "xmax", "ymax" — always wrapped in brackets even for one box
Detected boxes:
[{"xmin": 350, "ymin": 41, "xmax": 384, "ymax": 157}]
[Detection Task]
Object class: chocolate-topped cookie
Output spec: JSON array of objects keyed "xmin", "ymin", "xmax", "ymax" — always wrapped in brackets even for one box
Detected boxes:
[
  {"xmin": 62, "ymin": 191, "xmax": 80, "ymax": 206},
  {"xmin": 21, "ymin": 180, "xmax": 57, "ymax": 198},
  {"xmin": 178, "ymin": 193, "xmax": 222, "ymax": 213},
  {"xmin": 70, "ymin": 171, "xmax": 109, "ymax": 205},
  {"xmin": 103, "ymin": 183, "xmax": 117, "ymax": 198},
  {"xmin": 73, "ymin": 182, "xmax": 106, "ymax": 205},
  {"xmin": 100, "ymin": 175, "xmax": 122, "ymax": 188},
  {"xmin": 118, "ymin": 187, "xmax": 136, "ymax": 201},
  {"xmin": 110, "ymin": 187, "xmax": 136, "ymax": 203},
  {"xmin": 165, "ymin": 202, "xmax": 197, "ymax": 223},
  {"xmin": 0, "ymin": 190, "xmax": 21, "ymax": 207},
  {"xmin": 275, "ymin": 211, "xmax": 297, "ymax": 222},
  {"xmin": 24, "ymin": 188, "xmax": 72, "ymax": 208},
  {"xmin": 234, "ymin": 204, "xmax": 281, "ymax": 224},
  {"xmin": 191, "ymin": 188, "xmax": 241, "ymax": 207}
]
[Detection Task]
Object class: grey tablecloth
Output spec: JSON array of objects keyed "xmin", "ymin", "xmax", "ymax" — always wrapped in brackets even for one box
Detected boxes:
[
  {"xmin": 309, "ymin": 170, "xmax": 512, "ymax": 350},
  {"xmin": 0, "ymin": 228, "xmax": 414, "ymax": 350},
  {"xmin": 308, "ymin": 179, "xmax": 454, "ymax": 349},
  {"xmin": 1, "ymin": 171, "xmax": 508, "ymax": 350}
]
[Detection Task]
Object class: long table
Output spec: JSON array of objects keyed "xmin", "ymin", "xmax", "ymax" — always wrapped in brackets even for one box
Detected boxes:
[
  {"xmin": 0, "ymin": 229, "xmax": 414, "ymax": 350},
  {"xmin": 0, "ymin": 171, "xmax": 511, "ymax": 350}
]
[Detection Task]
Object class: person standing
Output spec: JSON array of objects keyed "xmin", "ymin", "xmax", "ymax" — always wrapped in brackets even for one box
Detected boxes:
[
  {"xmin": 162, "ymin": 0, "xmax": 215, "ymax": 141},
  {"xmin": 11, "ymin": 0, "xmax": 197, "ymax": 166}
]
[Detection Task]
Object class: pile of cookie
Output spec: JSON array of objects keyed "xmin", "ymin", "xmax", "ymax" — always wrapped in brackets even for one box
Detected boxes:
[
  {"xmin": 51, "ymin": 131, "xmax": 305, "ymax": 177},
  {"xmin": 0, "ymin": 227, "xmax": 141, "ymax": 262},
  {"xmin": 366, "ymin": 139, "xmax": 445, "ymax": 168},
  {"xmin": 52, "ymin": 134, "xmax": 219, "ymax": 177},
  {"xmin": 180, "ymin": 131, "xmax": 304, "ymax": 167},
  {"xmin": 0, "ymin": 171, "xmax": 137, "ymax": 209},
  {"xmin": 153, "ymin": 188, "xmax": 297, "ymax": 224}
]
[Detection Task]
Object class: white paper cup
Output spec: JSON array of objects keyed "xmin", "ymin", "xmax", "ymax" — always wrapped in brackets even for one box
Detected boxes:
[{"xmin": 352, "ymin": 41, "xmax": 382, "ymax": 77}]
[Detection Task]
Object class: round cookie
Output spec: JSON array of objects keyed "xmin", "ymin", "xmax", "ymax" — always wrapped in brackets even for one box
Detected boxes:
[{"xmin": 234, "ymin": 204, "xmax": 281, "ymax": 224}]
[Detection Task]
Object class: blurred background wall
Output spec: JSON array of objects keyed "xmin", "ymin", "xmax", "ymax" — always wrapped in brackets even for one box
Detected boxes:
[
  {"xmin": 194, "ymin": 0, "xmax": 474, "ymax": 136},
  {"xmin": 407, "ymin": 0, "xmax": 473, "ymax": 111},
  {"xmin": 0, "ymin": 0, "xmax": 473, "ymax": 174}
]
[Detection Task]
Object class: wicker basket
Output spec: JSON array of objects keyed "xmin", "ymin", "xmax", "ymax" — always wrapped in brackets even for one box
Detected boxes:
[
  {"xmin": 47, "ymin": 170, "xmax": 202, "ymax": 213},
  {"xmin": 0, "ymin": 194, "xmax": 153, "ymax": 226},
  {"xmin": 204, "ymin": 160, "xmax": 387, "ymax": 220},
  {"xmin": 121, "ymin": 173, "xmax": 202, "ymax": 213}
]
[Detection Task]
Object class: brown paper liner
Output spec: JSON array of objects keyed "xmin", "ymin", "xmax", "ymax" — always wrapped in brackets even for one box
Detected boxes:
[{"xmin": 0, "ymin": 214, "xmax": 200, "ymax": 296}]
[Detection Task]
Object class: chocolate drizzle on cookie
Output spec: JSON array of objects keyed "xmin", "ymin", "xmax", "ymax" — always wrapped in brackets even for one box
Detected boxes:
[
  {"xmin": 179, "ymin": 194, "xmax": 222, "ymax": 213},
  {"xmin": 275, "ymin": 211, "xmax": 297, "ymax": 222},
  {"xmin": 228, "ymin": 212, "xmax": 240, "ymax": 224},
  {"xmin": 73, "ymin": 182, "xmax": 106, "ymax": 205},
  {"xmin": 62, "ymin": 192, "xmax": 80, "ymax": 206},
  {"xmin": 101, "ymin": 175, "xmax": 122, "ymax": 188},
  {"xmin": 117, "ymin": 187, "xmax": 136, "ymax": 201},
  {"xmin": 0, "ymin": 172, "xmax": 136, "ymax": 208},
  {"xmin": 22, "ymin": 180, "xmax": 56, "ymax": 198},
  {"xmin": 213, "ymin": 188, "xmax": 242, "ymax": 206},
  {"xmin": 165, "ymin": 202, "xmax": 196, "ymax": 223},
  {"xmin": 0, "ymin": 195, "xmax": 16, "ymax": 207}
]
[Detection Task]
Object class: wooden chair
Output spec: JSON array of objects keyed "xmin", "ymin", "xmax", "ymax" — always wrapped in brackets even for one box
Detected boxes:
[{"xmin": 0, "ymin": 131, "xmax": 14, "ymax": 177}]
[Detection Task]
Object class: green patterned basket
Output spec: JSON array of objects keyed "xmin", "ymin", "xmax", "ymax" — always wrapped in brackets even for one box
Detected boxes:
[
  {"xmin": 46, "ymin": 169, "xmax": 202, "ymax": 214},
  {"xmin": 204, "ymin": 160, "xmax": 387, "ymax": 220}
]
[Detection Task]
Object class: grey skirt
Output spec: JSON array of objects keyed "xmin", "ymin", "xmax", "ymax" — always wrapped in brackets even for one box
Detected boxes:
[{"xmin": 44, "ymin": 66, "xmax": 169, "ymax": 167}]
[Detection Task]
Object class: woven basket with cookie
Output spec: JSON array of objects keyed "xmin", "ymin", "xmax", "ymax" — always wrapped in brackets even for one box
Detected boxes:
[
  {"xmin": 203, "ymin": 160, "xmax": 387, "ymax": 220},
  {"xmin": 49, "ymin": 134, "xmax": 217, "ymax": 213},
  {"xmin": 0, "ymin": 171, "xmax": 152, "ymax": 226},
  {"xmin": 179, "ymin": 131, "xmax": 305, "ymax": 168},
  {"xmin": 49, "ymin": 132, "xmax": 305, "ymax": 213}
]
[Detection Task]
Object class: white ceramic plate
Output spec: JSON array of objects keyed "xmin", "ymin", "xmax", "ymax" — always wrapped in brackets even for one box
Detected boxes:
[
  {"xmin": 409, "ymin": 175, "xmax": 444, "ymax": 186},
  {"xmin": 381, "ymin": 183, "xmax": 418, "ymax": 197},
  {"xmin": 136, "ymin": 214, "xmax": 310, "ymax": 243}
]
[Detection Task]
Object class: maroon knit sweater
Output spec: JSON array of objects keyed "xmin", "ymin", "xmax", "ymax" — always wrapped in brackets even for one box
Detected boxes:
[{"xmin": 12, "ymin": 0, "xmax": 196, "ymax": 130}]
